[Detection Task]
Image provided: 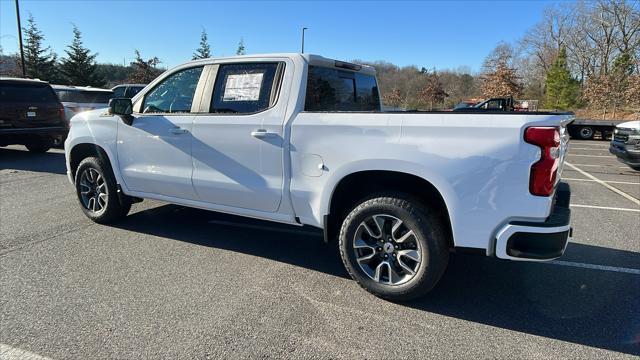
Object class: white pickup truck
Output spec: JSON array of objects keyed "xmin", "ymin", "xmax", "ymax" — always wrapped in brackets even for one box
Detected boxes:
[{"xmin": 65, "ymin": 53, "xmax": 574, "ymax": 300}]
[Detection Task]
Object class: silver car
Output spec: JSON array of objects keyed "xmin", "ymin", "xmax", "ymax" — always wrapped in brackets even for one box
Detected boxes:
[{"xmin": 52, "ymin": 85, "xmax": 114, "ymax": 121}]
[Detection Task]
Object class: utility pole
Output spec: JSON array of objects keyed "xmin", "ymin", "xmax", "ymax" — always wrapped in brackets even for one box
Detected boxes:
[
  {"xmin": 15, "ymin": 0, "xmax": 26, "ymax": 77},
  {"xmin": 301, "ymin": 27, "xmax": 308, "ymax": 54}
]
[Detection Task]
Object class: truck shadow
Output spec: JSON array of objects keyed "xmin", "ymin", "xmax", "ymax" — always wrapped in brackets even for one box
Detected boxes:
[
  {"xmin": 116, "ymin": 204, "xmax": 639, "ymax": 356},
  {"xmin": 0, "ymin": 147, "xmax": 67, "ymax": 174}
]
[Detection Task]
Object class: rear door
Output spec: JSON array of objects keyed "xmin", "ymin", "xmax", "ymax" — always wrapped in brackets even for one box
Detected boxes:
[
  {"xmin": 190, "ymin": 61, "xmax": 288, "ymax": 212},
  {"xmin": 0, "ymin": 82, "xmax": 62, "ymax": 129}
]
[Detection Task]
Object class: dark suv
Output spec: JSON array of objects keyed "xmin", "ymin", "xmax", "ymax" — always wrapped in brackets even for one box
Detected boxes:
[{"xmin": 0, "ymin": 77, "xmax": 68, "ymax": 152}]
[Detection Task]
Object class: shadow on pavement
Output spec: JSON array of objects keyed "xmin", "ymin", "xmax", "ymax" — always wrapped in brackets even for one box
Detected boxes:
[
  {"xmin": 0, "ymin": 147, "xmax": 67, "ymax": 175},
  {"xmin": 117, "ymin": 204, "xmax": 640, "ymax": 356}
]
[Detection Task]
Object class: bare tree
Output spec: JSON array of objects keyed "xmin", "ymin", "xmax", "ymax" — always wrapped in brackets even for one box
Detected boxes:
[
  {"xmin": 417, "ymin": 69, "xmax": 448, "ymax": 110},
  {"xmin": 480, "ymin": 44, "xmax": 523, "ymax": 98}
]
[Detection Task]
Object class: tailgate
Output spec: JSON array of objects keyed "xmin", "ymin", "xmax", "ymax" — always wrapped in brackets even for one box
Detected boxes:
[
  {"xmin": 556, "ymin": 117, "xmax": 572, "ymax": 184},
  {"xmin": 0, "ymin": 83, "xmax": 63, "ymax": 129}
]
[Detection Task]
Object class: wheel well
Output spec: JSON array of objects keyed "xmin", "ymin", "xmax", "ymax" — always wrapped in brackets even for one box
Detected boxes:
[
  {"xmin": 326, "ymin": 170, "xmax": 453, "ymax": 248},
  {"xmin": 69, "ymin": 143, "xmax": 112, "ymax": 180}
]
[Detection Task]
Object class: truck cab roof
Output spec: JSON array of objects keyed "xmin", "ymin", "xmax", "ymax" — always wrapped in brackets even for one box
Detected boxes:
[{"xmin": 183, "ymin": 53, "xmax": 376, "ymax": 75}]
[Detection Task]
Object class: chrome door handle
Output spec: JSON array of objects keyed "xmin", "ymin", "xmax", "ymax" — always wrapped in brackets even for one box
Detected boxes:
[
  {"xmin": 170, "ymin": 128, "xmax": 188, "ymax": 134},
  {"xmin": 251, "ymin": 129, "xmax": 275, "ymax": 138}
]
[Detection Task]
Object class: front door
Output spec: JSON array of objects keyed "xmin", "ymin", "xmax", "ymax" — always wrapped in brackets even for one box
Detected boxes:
[{"xmin": 117, "ymin": 66, "xmax": 204, "ymax": 200}]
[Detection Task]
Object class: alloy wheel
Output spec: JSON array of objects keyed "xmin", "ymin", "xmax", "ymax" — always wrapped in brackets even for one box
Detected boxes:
[
  {"xmin": 79, "ymin": 168, "xmax": 107, "ymax": 213},
  {"xmin": 353, "ymin": 214, "xmax": 422, "ymax": 285}
]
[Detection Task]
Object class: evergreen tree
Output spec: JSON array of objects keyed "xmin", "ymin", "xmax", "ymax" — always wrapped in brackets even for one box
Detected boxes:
[
  {"xmin": 128, "ymin": 50, "xmax": 161, "ymax": 84},
  {"xmin": 236, "ymin": 38, "xmax": 246, "ymax": 55},
  {"xmin": 60, "ymin": 26, "xmax": 105, "ymax": 86},
  {"xmin": 192, "ymin": 30, "xmax": 211, "ymax": 60},
  {"xmin": 22, "ymin": 14, "xmax": 58, "ymax": 81},
  {"xmin": 544, "ymin": 48, "xmax": 579, "ymax": 109}
]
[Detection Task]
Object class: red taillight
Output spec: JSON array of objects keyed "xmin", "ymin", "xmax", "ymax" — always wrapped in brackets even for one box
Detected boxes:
[
  {"xmin": 59, "ymin": 104, "xmax": 66, "ymax": 120},
  {"xmin": 525, "ymin": 127, "xmax": 560, "ymax": 196}
]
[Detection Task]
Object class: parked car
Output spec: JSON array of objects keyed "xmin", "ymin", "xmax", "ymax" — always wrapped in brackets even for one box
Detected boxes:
[
  {"xmin": 452, "ymin": 97, "xmax": 538, "ymax": 112},
  {"xmin": 111, "ymin": 84, "xmax": 146, "ymax": 99},
  {"xmin": 65, "ymin": 54, "xmax": 574, "ymax": 300},
  {"xmin": 609, "ymin": 120, "xmax": 640, "ymax": 171},
  {"xmin": 52, "ymin": 85, "xmax": 114, "ymax": 122},
  {"xmin": 0, "ymin": 77, "xmax": 67, "ymax": 152}
]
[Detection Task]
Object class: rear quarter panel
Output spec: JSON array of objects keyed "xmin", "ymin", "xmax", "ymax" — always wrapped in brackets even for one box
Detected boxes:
[{"xmin": 290, "ymin": 112, "xmax": 573, "ymax": 252}]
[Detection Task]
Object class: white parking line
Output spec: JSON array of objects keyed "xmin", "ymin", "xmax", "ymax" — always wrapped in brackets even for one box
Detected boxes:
[
  {"xmin": 565, "ymin": 163, "xmax": 629, "ymax": 169},
  {"xmin": 563, "ymin": 177, "xmax": 640, "ymax": 185},
  {"xmin": 567, "ymin": 154, "xmax": 614, "ymax": 158},
  {"xmin": 565, "ymin": 162, "xmax": 640, "ymax": 205},
  {"xmin": 570, "ymin": 204, "xmax": 640, "ymax": 212},
  {"xmin": 547, "ymin": 260, "xmax": 640, "ymax": 275},
  {"xmin": 569, "ymin": 148, "xmax": 610, "ymax": 151},
  {"xmin": 0, "ymin": 344, "xmax": 53, "ymax": 360}
]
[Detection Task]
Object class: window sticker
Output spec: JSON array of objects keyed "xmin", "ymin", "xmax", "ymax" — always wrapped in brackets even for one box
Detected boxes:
[{"xmin": 223, "ymin": 73, "xmax": 264, "ymax": 101}]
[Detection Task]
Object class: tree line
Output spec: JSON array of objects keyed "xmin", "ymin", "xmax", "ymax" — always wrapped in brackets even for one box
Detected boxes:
[
  {"xmin": 0, "ymin": 15, "xmax": 246, "ymax": 87},
  {"xmin": 371, "ymin": 0, "xmax": 639, "ymax": 114},
  {"xmin": 1, "ymin": 2, "xmax": 637, "ymax": 115}
]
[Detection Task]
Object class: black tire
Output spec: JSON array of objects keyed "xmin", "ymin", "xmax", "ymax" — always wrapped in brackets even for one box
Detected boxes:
[
  {"xmin": 577, "ymin": 126, "xmax": 595, "ymax": 140},
  {"xmin": 25, "ymin": 142, "xmax": 51, "ymax": 153},
  {"xmin": 75, "ymin": 157, "xmax": 131, "ymax": 224},
  {"xmin": 630, "ymin": 165, "xmax": 640, "ymax": 171},
  {"xmin": 338, "ymin": 194, "xmax": 449, "ymax": 301}
]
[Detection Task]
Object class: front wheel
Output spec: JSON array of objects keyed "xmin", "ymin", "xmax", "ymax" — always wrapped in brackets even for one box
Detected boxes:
[
  {"xmin": 75, "ymin": 157, "xmax": 131, "ymax": 223},
  {"xmin": 339, "ymin": 194, "xmax": 449, "ymax": 301}
]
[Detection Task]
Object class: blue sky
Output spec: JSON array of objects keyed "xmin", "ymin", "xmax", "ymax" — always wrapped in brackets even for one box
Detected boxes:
[{"xmin": 1, "ymin": 0, "xmax": 557, "ymax": 72}]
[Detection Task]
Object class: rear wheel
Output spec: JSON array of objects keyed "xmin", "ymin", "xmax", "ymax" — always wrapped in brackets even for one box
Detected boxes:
[
  {"xmin": 25, "ymin": 141, "xmax": 51, "ymax": 153},
  {"xmin": 577, "ymin": 126, "xmax": 595, "ymax": 140},
  {"xmin": 75, "ymin": 157, "xmax": 131, "ymax": 223},
  {"xmin": 339, "ymin": 194, "xmax": 449, "ymax": 301}
]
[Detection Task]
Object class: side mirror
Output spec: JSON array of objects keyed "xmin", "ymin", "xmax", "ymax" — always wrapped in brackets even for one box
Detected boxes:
[
  {"xmin": 109, "ymin": 98, "xmax": 133, "ymax": 115},
  {"xmin": 108, "ymin": 98, "xmax": 133, "ymax": 125}
]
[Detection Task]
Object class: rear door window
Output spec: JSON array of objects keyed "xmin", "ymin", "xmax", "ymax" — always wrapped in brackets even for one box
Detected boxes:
[
  {"xmin": 305, "ymin": 66, "xmax": 380, "ymax": 111},
  {"xmin": 209, "ymin": 62, "xmax": 283, "ymax": 114}
]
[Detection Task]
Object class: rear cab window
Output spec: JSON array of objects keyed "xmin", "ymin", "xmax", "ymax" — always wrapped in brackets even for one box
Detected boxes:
[
  {"xmin": 305, "ymin": 65, "xmax": 380, "ymax": 112},
  {"xmin": 1, "ymin": 83, "xmax": 59, "ymax": 103}
]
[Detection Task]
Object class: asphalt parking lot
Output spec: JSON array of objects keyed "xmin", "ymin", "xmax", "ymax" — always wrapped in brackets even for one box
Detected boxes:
[{"xmin": 1, "ymin": 140, "xmax": 639, "ymax": 359}]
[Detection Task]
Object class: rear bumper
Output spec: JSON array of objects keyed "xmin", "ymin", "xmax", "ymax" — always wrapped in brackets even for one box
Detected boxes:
[
  {"xmin": 0, "ymin": 126, "xmax": 68, "ymax": 145},
  {"xmin": 495, "ymin": 182, "xmax": 572, "ymax": 261},
  {"xmin": 609, "ymin": 141, "xmax": 640, "ymax": 167}
]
